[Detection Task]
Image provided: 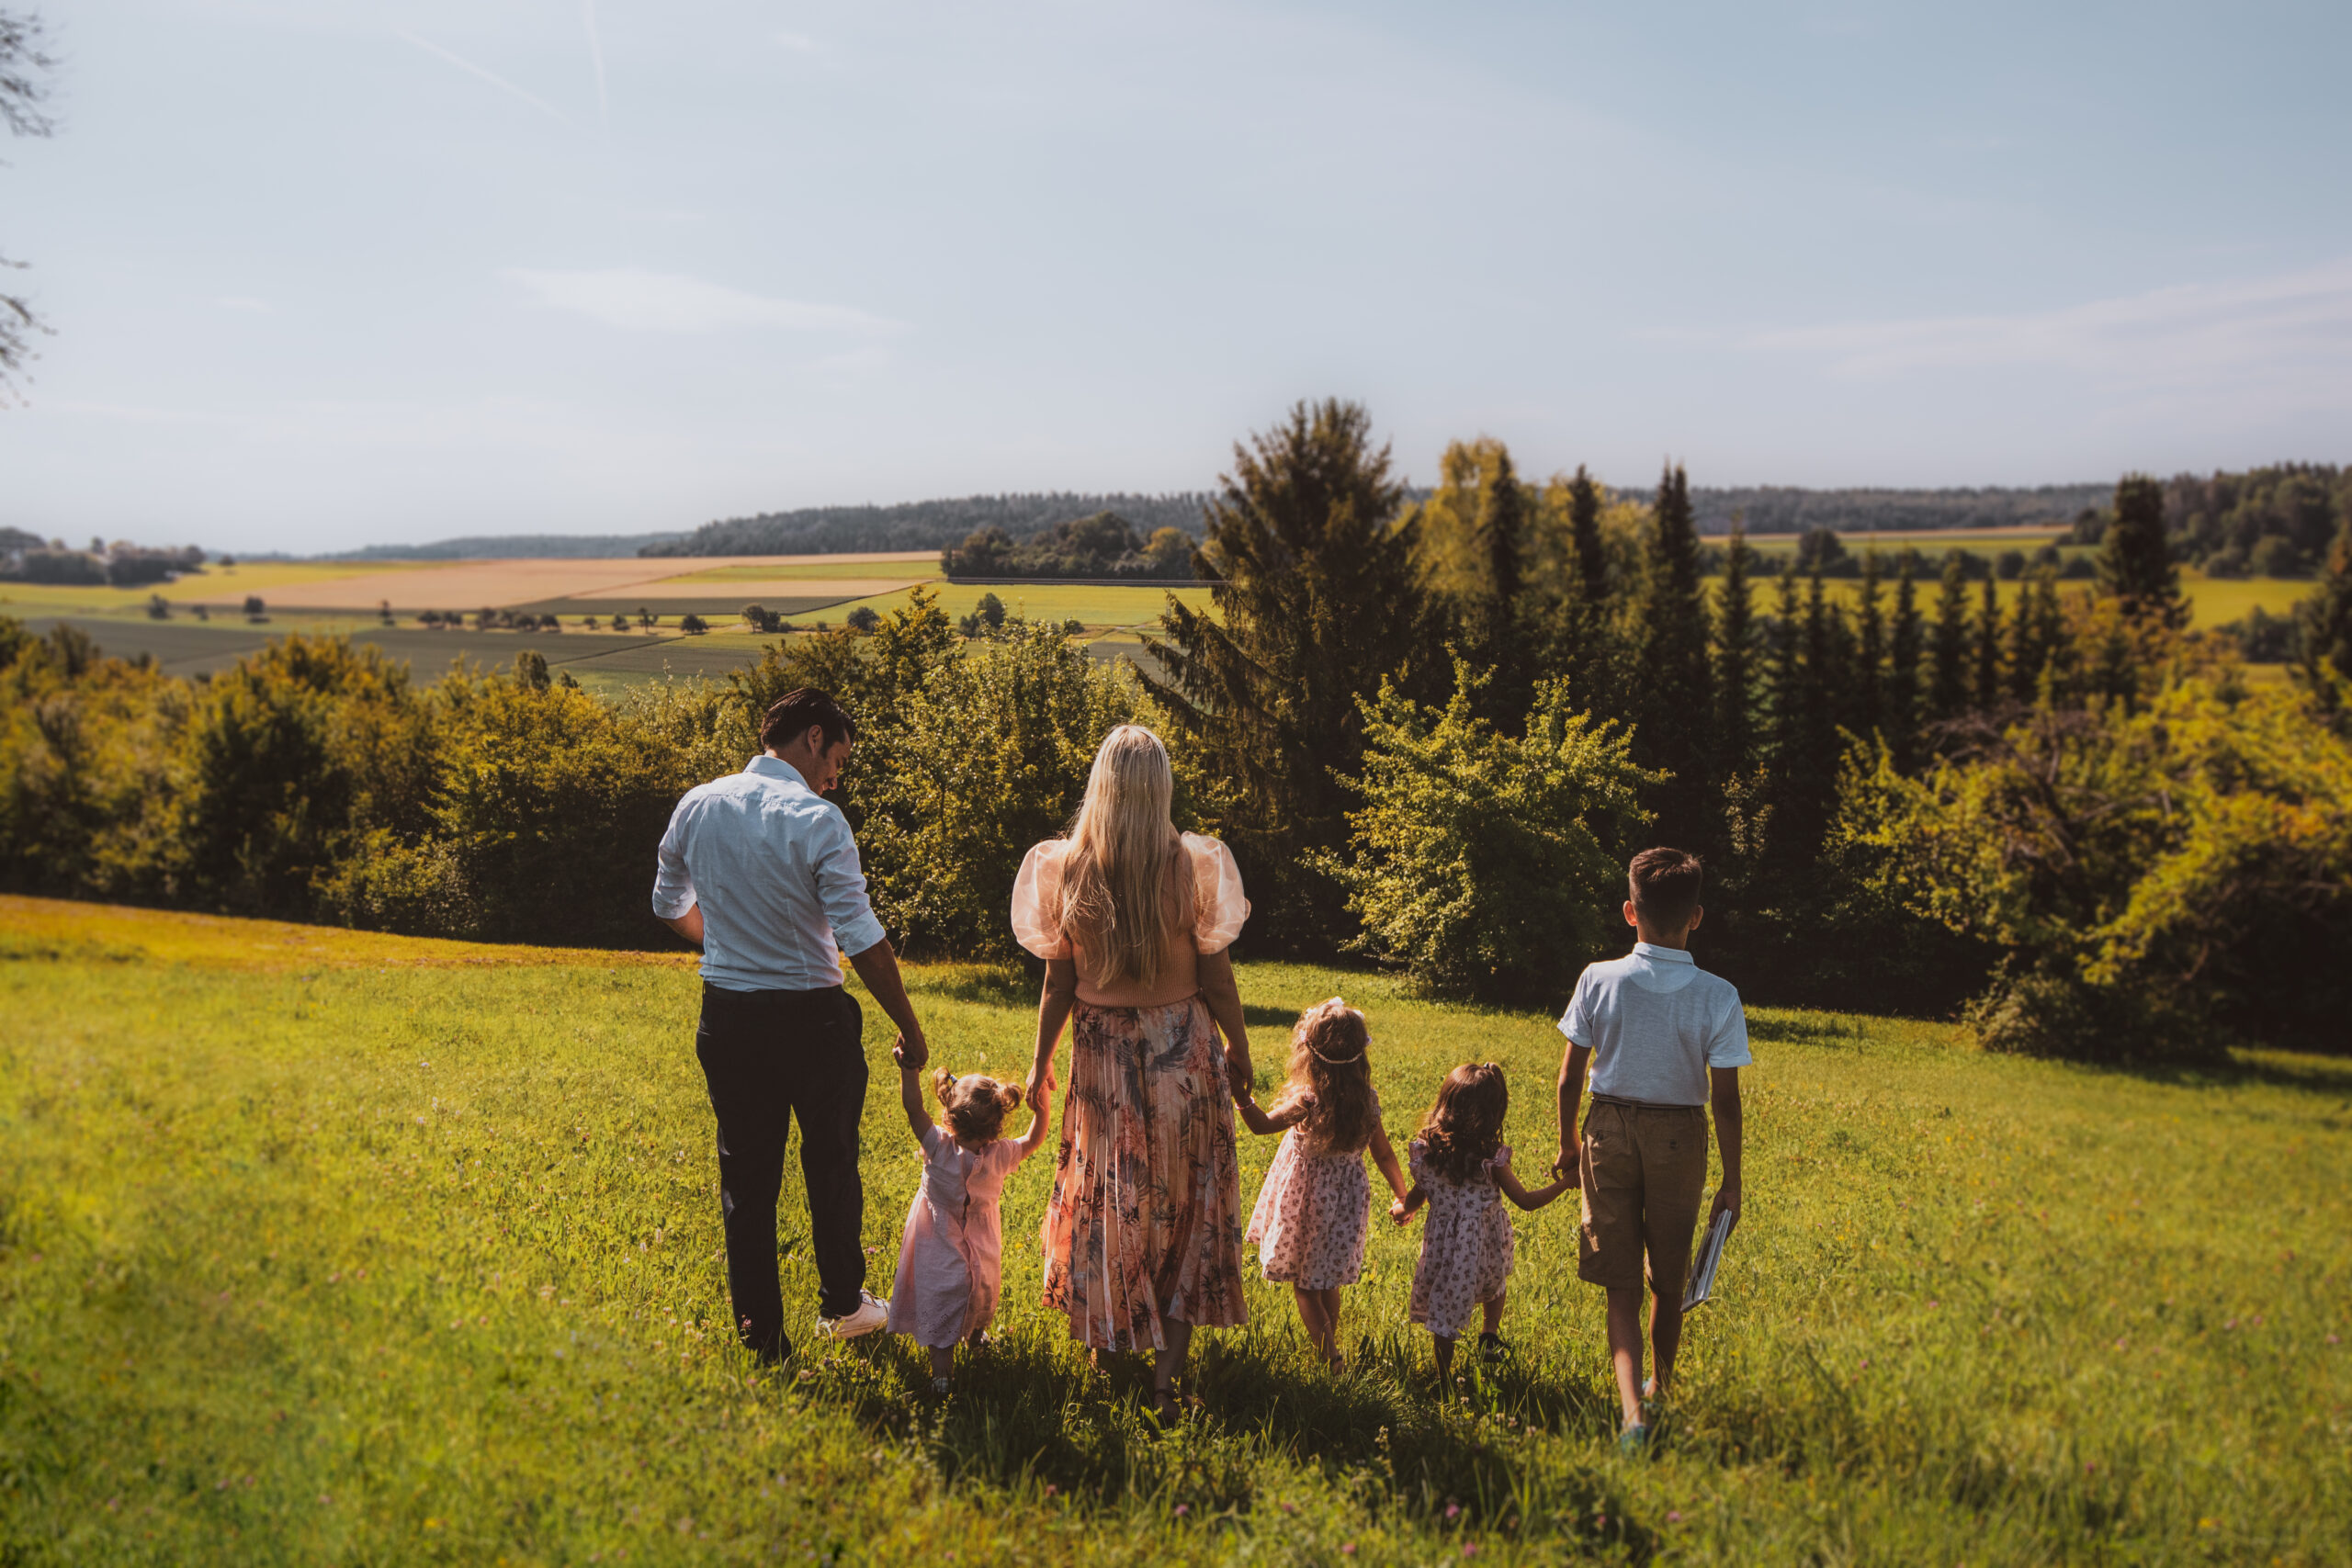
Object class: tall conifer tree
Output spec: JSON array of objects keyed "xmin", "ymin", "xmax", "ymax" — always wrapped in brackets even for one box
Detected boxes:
[
  {"xmin": 1887, "ymin": 551, "xmax": 1924, "ymax": 767},
  {"xmin": 1143, "ymin": 399, "xmax": 1422, "ymax": 947},
  {"xmin": 1713, "ymin": 523, "xmax": 1759, "ymax": 780},
  {"xmin": 1972, "ymin": 573, "xmax": 2003, "ymax": 712},
  {"xmin": 1853, "ymin": 552, "xmax": 1886, "ymax": 739},
  {"xmin": 1631, "ymin": 462, "xmax": 1715, "ymax": 848},
  {"xmin": 2099, "ymin": 473, "xmax": 2186, "ymax": 626},
  {"xmin": 2301, "ymin": 522, "xmax": 2352, "ymax": 705},
  {"xmin": 1929, "ymin": 550, "xmax": 1970, "ymax": 721},
  {"xmin": 1567, "ymin": 465, "xmax": 1608, "ymax": 604}
]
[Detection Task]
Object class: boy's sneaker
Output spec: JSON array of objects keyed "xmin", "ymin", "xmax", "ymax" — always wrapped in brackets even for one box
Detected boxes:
[
  {"xmin": 1477, "ymin": 1332, "xmax": 1509, "ymax": 1363},
  {"xmin": 818, "ymin": 1291, "xmax": 889, "ymax": 1339}
]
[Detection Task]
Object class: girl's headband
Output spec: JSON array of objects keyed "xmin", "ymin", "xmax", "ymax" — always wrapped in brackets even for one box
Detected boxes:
[{"xmin": 1302, "ymin": 997, "xmax": 1366, "ymax": 1064}]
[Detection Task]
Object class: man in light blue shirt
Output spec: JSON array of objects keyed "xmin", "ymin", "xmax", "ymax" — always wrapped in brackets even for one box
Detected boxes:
[{"xmin": 652, "ymin": 687, "xmax": 930, "ymax": 1361}]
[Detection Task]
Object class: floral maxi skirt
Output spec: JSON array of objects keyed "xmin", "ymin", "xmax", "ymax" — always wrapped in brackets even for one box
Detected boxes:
[{"xmin": 1038, "ymin": 996, "xmax": 1248, "ymax": 1350}]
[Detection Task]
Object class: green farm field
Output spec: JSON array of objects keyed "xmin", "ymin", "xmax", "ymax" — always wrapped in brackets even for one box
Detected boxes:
[
  {"xmin": 2, "ymin": 897, "xmax": 2345, "ymax": 1565},
  {"xmin": 1731, "ymin": 571, "xmax": 2315, "ymax": 630}
]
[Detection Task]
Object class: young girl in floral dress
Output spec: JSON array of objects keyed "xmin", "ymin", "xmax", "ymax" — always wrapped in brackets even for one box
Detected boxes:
[
  {"xmin": 1238, "ymin": 998, "xmax": 1409, "ymax": 1371},
  {"xmin": 887, "ymin": 1050, "xmax": 1053, "ymax": 1395},
  {"xmin": 1392, "ymin": 1062, "xmax": 1572, "ymax": 1385}
]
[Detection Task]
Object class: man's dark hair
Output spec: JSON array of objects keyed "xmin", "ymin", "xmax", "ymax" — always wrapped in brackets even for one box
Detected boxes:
[
  {"xmin": 759, "ymin": 688, "xmax": 857, "ymax": 754},
  {"xmin": 1628, "ymin": 846, "xmax": 1703, "ymax": 929}
]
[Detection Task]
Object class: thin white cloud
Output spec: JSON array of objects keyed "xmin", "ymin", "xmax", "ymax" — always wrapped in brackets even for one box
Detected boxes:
[
  {"xmin": 502, "ymin": 267, "xmax": 907, "ymax": 334},
  {"xmin": 215, "ymin": 296, "xmax": 272, "ymax": 313},
  {"xmin": 775, "ymin": 31, "xmax": 820, "ymax": 51},
  {"xmin": 1747, "ymin": 257, "xmax": 2352, "ymax": 387},
  {"xmin": 397, "ymin": 31, "xmax": 574, "ymax": 129},
  {"xmin": 582, "ymin": 0, "xmax": 608, "ymax": 118}
]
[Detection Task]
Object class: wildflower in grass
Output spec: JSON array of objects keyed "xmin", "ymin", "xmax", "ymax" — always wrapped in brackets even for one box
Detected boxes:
[
  {"xmin": 1174, "ymin": 1505, "xmax": 1190, "ymax": 1518},
  {"xmin": 1340, "ymin": 1545, "xmax": 1356, "ymax": 1556},
  {"xmin": 1462, "ymin": 1545, "xmax": 1478, "ymax": 1558},
  {"xmin": 1668, "ymin": 1511, "xmax": 1682, "ymax": 1524},
  {"xmin": 1445, "ymin": 1503, "xmax": 1460, "ymax": 1520}
]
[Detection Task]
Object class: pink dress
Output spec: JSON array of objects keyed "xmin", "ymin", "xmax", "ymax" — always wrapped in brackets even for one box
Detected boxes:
[
  {"xmin": 1246, "ymin": 1091, "xmax": 1382, "ymax": 1291},
  {"xmin": 887, "ymin": 1124, "xmax": 1031, "ymax": 1349},
  {"xmin": 1407, "ymin": 1139, "xmax": 1515, "ymax": 1337}
]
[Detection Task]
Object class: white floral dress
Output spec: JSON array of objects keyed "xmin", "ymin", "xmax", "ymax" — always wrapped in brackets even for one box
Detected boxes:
[
  {"xmin": 1246, "ymin": 1092, "xmax": 1381, "ymax": 1291},
  {"xmin": 1407, "ymin": 1139, "xmax": 1515, "ymax": 1337}
]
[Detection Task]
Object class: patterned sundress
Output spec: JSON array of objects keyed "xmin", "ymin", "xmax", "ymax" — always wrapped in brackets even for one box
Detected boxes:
[
  {"xmin": 1407, "ymin": 1139, "xmax": 1516, "ymax": 1337},
  {"xmin": 1245, "ymin": 1090, "xmax": 1381, "ymax": 1291},
  {"xmin": 1035, "ymin": 997, "xmax": 1248, "ymax": 1348},
  {"xmin": 887, "ymin": 1124, "xmax": 1031, "ymax": 1348}
]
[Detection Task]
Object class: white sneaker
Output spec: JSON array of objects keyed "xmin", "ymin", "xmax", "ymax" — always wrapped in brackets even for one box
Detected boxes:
[{"xmin": 819, "ymin": 1290, "xmax": 888, "ymax": 1339}]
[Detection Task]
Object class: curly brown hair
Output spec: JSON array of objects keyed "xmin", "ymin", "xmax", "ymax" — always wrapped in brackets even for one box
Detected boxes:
[
  {"xmin": 1272, "ymin": 997, "xmax": 1376, "ymax": 1155},
  {"xmin": 933, "ymin": 1068, "xmax": 1023, "ymax": 1145},
  {"xmin": 1414, "ymin": 1062, "xmax": 1508, "ymax": 1182}
]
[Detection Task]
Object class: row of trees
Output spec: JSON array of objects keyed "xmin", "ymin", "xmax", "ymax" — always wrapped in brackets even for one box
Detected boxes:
[
  {"xmin": 941, "ymin": 512, "xmax": 1197, "ymax": 581},
  {"xmin": 6, "ymin": 401, "xmax": 2349, "ymax": 1061}
]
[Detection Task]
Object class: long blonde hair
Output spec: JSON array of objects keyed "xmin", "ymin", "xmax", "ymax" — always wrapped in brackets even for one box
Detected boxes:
[{"xmin": 1058, "ymin": 725, "xmax": 1185, "ymax": 988}]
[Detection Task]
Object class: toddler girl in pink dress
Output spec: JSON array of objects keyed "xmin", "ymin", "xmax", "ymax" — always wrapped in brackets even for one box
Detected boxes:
[
  {"xmin": 887, "ymin": 1050, "xmax": 1053, "ymax": 1394},
  {"xmin": 1391, "ymin": 1061, "xmax": 1571, "ymax": 1388},
  {"xmin": 1238, "ymin": 998, "xmax": 1409, "ymax": 1371}
]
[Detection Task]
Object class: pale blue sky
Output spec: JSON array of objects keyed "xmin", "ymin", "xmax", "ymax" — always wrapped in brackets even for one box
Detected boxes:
[{"xmin": 6, "ymin": 0, "xmax": 2349, "ymax": 553}]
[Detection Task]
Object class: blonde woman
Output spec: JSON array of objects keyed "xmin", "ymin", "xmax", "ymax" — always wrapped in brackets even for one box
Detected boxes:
[{"xmin": 1013, "ymin": 725, "xmax": 1254, "ymax": 1418}]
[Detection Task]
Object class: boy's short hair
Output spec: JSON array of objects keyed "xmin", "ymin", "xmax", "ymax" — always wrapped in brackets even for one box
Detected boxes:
[
  {"xmin": 1628, "ymin": 847, "xmax": 1704, "ymax": 929},
  {"xmin": 759, "ymin": 688, "xmax": 857, "ymax": 754}
]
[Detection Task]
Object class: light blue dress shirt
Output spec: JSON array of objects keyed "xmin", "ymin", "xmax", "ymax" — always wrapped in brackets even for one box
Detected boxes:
[{"xmin": 650, "ymin": 755, "xmax": 888, "ymax": 992}]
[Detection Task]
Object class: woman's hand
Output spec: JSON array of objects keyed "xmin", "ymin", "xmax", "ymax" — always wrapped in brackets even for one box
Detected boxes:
[
  {"xmin": 1389, "ymin": 1197, "xmax": 1414, "ymax": 1226},
  {"xmin": 1023, "ymin": 1056, "xmax": 1057, "ymax": 1109}
]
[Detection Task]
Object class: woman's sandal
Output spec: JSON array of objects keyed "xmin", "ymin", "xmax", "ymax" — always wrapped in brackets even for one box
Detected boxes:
[{"xmin": 1150, "ymin": 1382, "xmax": 1182, "ymax": 1424}]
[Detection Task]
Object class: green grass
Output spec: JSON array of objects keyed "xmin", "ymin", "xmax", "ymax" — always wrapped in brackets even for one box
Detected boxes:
[
  {"xmin": 1, "ymin": 901, "xmax": 2346, "ymax": 1564},
  {"xmin": 1726, "ymin": 571, "xmax": 2316, "ymax": 630}
]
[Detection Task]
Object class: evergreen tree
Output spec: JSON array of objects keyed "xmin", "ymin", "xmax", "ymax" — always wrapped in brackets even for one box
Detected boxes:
[
  {"xmin": 1853, "ymin": 552, "xmax": 1886, "ymax": 739},
  {"xmin": 2300, "ymin": 521, "xmax": 2352, "ymax": 706},
  {"xmin": 1713, "ymin": 524, "xmax": 1759, "ymax": 780},
  {"xmin": 1887, "ymin": 551, "xmax": 1925, "ymax": 768},
  {"xmin": 1567, "ymin": 464, "xmax": 1608, "ymax": 603},
  {"xmin": 1142, "ymin": 399, "xmax": 1424, "ymax": 949},
  {"xmin": 1973, "ymin": 573, "xmax": 2004, "ymax": 712},
  {"xmin": 1929, "ymin": 550, "xmax": 1971, "ymax": 721},
  {"xmin": 1630, "ymin": 462, "xmax": 1715, "ymax": 848},
  {"xmin": 2007, "ymin": 566, "xmax": 2065, "ymax": 702},
  {"xmin": 2099, "ymin": 473, "xmax": 2186, "ymax": 626},
  {"xmin": 1413, "ymin": 438, "xmax": 1533, "ymax": 727}
]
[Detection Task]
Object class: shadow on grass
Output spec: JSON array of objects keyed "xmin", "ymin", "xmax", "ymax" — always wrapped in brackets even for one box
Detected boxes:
[
  {"xmin": 768, "ymin": 1318, "xmax": 1649, "ymax": 1554},
  {"xmin": 2104, "ymin": 1048, "xmax": 2352, "ymax": 1098}
]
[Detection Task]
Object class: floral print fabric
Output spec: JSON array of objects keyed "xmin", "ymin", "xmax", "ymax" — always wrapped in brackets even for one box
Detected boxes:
[
  {"xmin": 1245, "ymin": 1096, "xmax": 1380, "ymax": 1291},
  {"xmin": 1038, "ymin": 997, "xmax": 1249, "ymax": 1349},
  {"xmin": 1407, "ymin": 1138, "xmax": 1516, "ymax": 1337}
]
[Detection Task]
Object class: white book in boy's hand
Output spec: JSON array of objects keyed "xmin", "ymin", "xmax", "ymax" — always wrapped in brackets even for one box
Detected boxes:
[{"xmin": 1680, "ymin": 1204, "xmax": 1739, "ymax": 1313}]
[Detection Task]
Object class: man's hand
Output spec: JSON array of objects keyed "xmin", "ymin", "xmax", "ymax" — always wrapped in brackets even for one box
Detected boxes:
[
  {"xmin": 1709, "ymin": 1177, "xmax": 1742, "ymax": 1224},
  {"xmin": 894, "ymin": 1030, "xmax": 929, "ymax": 1072},
  {"xmin": 1552, "ymin": 1142, "xmax": 1579, "ymax": 1182}
]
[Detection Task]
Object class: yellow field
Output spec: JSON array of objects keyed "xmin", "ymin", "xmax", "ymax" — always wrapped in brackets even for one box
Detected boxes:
[
  {"xmin": 655, "ymin": 556, "xmax": 941, "ymax": 582},
  {"xmin": 1754, "ymin": 570, "xmax": 2314, "ymax": 628}
]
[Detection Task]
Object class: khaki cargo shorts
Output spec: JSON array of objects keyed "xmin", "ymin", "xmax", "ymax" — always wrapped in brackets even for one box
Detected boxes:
[{"xmin": 1576, "ymin": 1098, "xmax": 1709, "ymax": 1296}]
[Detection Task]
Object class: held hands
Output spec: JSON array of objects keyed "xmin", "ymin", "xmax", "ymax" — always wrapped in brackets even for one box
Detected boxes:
[
  {"xmin": 1388, "ymin": 1198, "xmax": 1413, "ymax": 1226},
  {"xmin": 1550, "ymin": 1143, "xmax": 1579, "ymax": 1182},
  {"xmin": 894, "ymin": 1030, "xmax": 930, "ymax": 1072}
]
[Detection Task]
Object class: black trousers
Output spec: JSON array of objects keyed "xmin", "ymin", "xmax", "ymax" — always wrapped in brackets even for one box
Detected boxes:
[{"xmin": 694, "ymin": 982, "xmax": 867, "ymax": 1359}]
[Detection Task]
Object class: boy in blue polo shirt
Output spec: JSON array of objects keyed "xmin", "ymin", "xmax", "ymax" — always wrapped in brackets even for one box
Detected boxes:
[{"xmin": 1552, "ymin": 848, "xmax": 1748, "ymax": 1450}]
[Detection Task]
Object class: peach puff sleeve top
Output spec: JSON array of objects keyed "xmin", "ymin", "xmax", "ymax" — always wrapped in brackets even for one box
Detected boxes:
[{"xmin": 1010, "ymin": 833, "xmax": 1250, "ymax": 1008}]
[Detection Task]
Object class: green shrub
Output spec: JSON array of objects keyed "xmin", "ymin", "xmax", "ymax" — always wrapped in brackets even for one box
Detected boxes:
[
  {"xmin": 1325, "ymin": 659, "xmax": 1656, "ymax": 1004},
  {"xmin": 1831, "ymin": 678, "xmax": 2352, "ymax": 1059}
]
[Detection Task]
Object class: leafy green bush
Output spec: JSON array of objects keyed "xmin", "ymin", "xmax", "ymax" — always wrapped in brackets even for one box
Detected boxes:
[
  {"xmin": 1325, "ymin": 660, "xmax": 1656, "ymax": 1003},
  {"xmin": 1832, "ymin": 678, "xmax": 2352, "ymax": 1059}
]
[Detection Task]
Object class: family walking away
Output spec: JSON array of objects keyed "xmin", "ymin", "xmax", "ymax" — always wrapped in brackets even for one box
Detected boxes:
[{"xmin": 650, "ymin": 698, "xmax": 1751, "ymax": 1444}]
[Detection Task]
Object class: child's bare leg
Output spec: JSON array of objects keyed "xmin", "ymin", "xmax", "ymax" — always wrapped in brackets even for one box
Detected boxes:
[
  {"xmin": 1317, "ymin": 1288, "xmax": 1345, "ymax": 1365},
  {"xmin": 1604, "ymin": 1286, "xmax": 1646, "ymax": 1428},
  {"xmin": 928, "ymin": 1345, "xmax": 954, "ymax": 1382},
  {"xmin": 1432, "ymin": 1331, "xmax": 1457, "ymax": 1387},
  {"xmin": 1292, "ymin": 1285, "xmax": 1330, "ymax": 1357},
  {"xmin": 1648, "ymin": 1290, "xmax": 1685, "ymax": 1396},
  {"xmin": 1153, "ymin": 1318, "xmax": 1193, "ymax": 1412},
  {"xmin": 1481, "ymin": 1290, "xmax": 1506, "ymax": 1337}
]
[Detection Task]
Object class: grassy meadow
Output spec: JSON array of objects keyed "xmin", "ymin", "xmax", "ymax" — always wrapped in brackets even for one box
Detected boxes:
[{"xmin": 1, "ymin": 897, "xmax": 2345, "ymax": 1565}]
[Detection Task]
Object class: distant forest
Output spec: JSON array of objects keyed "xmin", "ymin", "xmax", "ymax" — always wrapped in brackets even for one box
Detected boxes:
[
  {"xmin": 332, "ymin": 533, "xmax": 688, "ymax": 561},
  {"xmin": 637, "ymin": 481, "xmax": 2131, "ymax": 558},
  {"xmin": 1685, "ymin": 482, "xmax": 2111, "ymax": 536},
  {"xmin": 639, "ymin": 493, "xmax": 1217, "ymax": 557}
]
